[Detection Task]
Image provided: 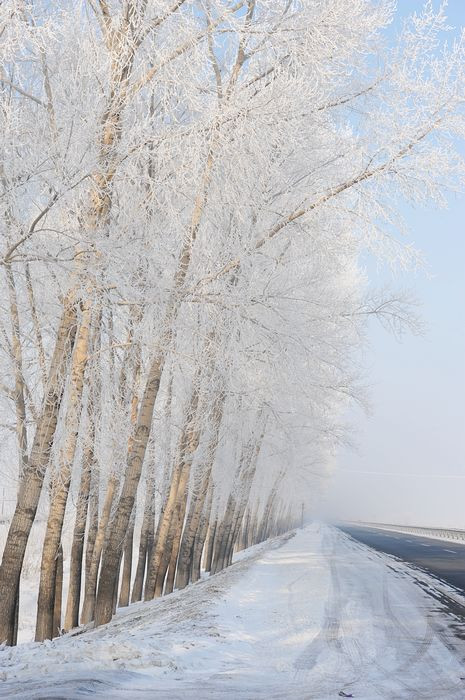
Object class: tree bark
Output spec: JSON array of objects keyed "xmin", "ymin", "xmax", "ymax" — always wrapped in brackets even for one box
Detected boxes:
[
  {"xmin": 85, "ymin": 476, "xmax": 99, "ymax": 585},
  {"xmin": 112, "ymin": 552, "xmax": 122, "ymax": 616},
  {"xmin": 176, "ymin": 389, "xmax": 225, "ymax": 589},
  {"xmin": 94, "ymin": 351, "xmax": 166, "ymax": 625},
  {"xmin": 247, "ymin": 500, "xmax": 260, "ymax": 549},
  {"xmin": 63, "ymin": 420, "xmax": 95, "ymax": 631},
  {"xmin": 211, "ymin": 494, "xmax": 235, "ymax": 575},
  {"xmin": 81, "ymin": 472, "xmax": 119, "ymax": 624},
  {"xmin": 65, "ymin": 311, "xmax": 102, "ymax": 630},
  {"xmin": 191, "ymin": 478, "xmax": 213, "ymax": 583},
  {"xmin": 36, "ymin": 299, "xmax": 91, "ymax": 642},
  {"xmin": 237, "ymin": 507, "xmax": 250, "ymax": 553},
  {"xmin": 174, "ymin": 472, "xmax": 206, "ymax": 590},
  {"xmin": 151, "ymin": 459, "xmax": 186, "ymax": 598},
  {"xmin": 164, "ymin": 463, "xmax": 190, "ymax": 595},
  {"xmin": 161, "ymin": 504, "xmax": 182, "ymax": 597},
  {"xmin": 53, "ymin": 544, "xmax": 63, "ymax": 638},
  {"xmin": 118, "ymin": 508, "xmax": 135, "ymax": 607},
  {"xmin": 212, "ymin": 421, "xmax": 265, "ymax": 574},
  {"xmin": 12, "ymin": 582, "xmax": 19, "ymax": 647},
  {"xmin": 130, "ymin": 465, "xmax": 156, "ymax": 603},
  {"xmin": 144, "ymin": 371, "xmax": 202, "ymax": 601},
  {"xmin": 204, "ymin": 513, "xmax": 217, "ymax": 574}
]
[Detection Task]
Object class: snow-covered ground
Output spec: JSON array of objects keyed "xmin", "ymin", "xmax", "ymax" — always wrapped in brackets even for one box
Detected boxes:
[{"xmin": 1, "ymin": 524, "xmax": 464, "ymax": 699}]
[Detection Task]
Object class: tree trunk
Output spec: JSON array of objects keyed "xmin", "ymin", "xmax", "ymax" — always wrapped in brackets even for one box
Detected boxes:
[
  {"xmin": 64, "ymin": 429, "xmax": 94, "ymax": 631},
  {"xmin": 247, "ymin": 500, "xmax": 260, "ymax": 549},
  {"xmin": 81, "ymin": 472, "xmax": 119, "ymax": 624},
  {"xmin": 175, "ymin": 470, "xmax": 206, "ymax": 590},
  {"xmin": 204, "ymin": 513, "xmax": 217, "ymax": 574},
  {"xmin": 211, "ymin": 495, "xmax": 235, "ymax": 575},
  {"xmin": 236, "ymin": 507, "xmax": 248, "ymax": 554},
  {"xmin": 0, "ymin": 293, "xmax": 77, "ymax": 645},
  {"xmin": 36, "ymin": 300, "xmax": 91, "ymax": 642},
  {"xmin": 11, "ymin": 581, "xmax": 20, "ymax": 647},
  {"xmin": 130, "ymin": 466, "xmax": 156, "ymax": 603},
  {"xmin": 212, "ymin": 423, "xmax": 265, "ymax": 574},
  {"xmin": 82, "ymin": 467, "xmax": 99, "ymax": 613},
  {"xmin": 191, "ymin": 479, "xmax": 213, "ymax": 583},
  {"xmin": 132, "ymin": 368, "xmax": 173, "ymax": 604},
  {"xmin": 118, "ymin": 509, "xmax": 135, "ymax": 607},
  {"xmin": 151, "ymin": 460, "xmax": 186, "ymax": 598},
  {"xmin": 94, "ymin": 351, "xmax": 166, "ymax": 626},
  {"xmin": 227, "ymin": 503, "xmax": 247, "ymax": 566},
  {"xmin": 53, "ymin": 544, "xmax": 63, "ymax": 638},
  {"xmin": 162, "ymin": 507, "xmax": 182, "ymax": 596},
  {"xmin": 65, "ymin": 309, "xmax": 101, "ymax": 631},
  {"xmin": 257, "ymin": 473, "xmax": 283, "ymax": 544},
  {"xmin": 112, "ymin": 552, "xmax": 122, "ymax": 616},
  {"xmin": 164, "ymin": 463, "xmax": 190, "ymax": 595},
  {"xmin": 144, "ymin": 372, "xmax": 202, "ymax": 601},
  {"xmin": 176, "ymin": 389, "xmax": 224, "ymax": 588}
]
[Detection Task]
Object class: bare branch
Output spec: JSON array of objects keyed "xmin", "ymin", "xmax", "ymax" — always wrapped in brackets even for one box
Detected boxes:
[{"xmin": 0, "ymin": 73, "xmax": 45, "ymax": 107}]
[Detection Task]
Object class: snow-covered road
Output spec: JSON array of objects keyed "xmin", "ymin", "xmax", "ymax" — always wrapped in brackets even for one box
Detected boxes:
[{"xmin": 1, "ymin": 524, "xmax": 464, "ymax": 699}]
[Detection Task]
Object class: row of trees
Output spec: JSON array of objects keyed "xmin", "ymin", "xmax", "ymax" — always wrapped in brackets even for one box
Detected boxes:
[{"xmin": 0, "ymin": 0, "xmax": 463, "ymax": 645}]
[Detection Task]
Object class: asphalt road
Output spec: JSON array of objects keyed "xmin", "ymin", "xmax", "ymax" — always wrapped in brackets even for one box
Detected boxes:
[{"xmin": 339, "ymin": 524, "xmax": 465, "ymax": 594}]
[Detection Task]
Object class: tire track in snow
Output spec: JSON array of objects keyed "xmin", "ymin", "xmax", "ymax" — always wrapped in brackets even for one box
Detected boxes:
[
  {"xmin": 339, "ymin": 530, "xmax": 465, "ymax": 699},
  {"xmin": 340, "ymin": 533, "xmax": 436, "ymax": 671},
  {"xmin": 288, "ymin": 528, "xmax": 374, "ymax": 699},
  {"xmin": 340, "ymin": 535, "xmax": 438, "ymax": 699},
  {"xmin": 288, "ymin": 528, "xmax": 463, "ymax": 700}
]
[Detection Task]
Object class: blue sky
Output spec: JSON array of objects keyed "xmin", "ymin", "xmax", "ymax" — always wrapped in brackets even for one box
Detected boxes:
[{"xmin": 324, "ymin": 1, "xmax": 465, "ymax": 528}]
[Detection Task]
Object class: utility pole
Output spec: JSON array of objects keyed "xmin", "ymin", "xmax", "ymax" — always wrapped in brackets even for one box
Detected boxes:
[{"xmin": 301, "ymin": 502, "xmax": 304, "ymax": 528}]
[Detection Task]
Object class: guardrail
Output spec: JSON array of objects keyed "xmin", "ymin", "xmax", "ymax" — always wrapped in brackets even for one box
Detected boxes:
[{"xmin": 348, "ymin": 522, "xmax": 465, "ymax": 543}]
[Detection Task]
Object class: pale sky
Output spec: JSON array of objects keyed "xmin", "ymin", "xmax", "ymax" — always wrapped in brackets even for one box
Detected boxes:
[{"xmin": 323, "ymin": 2, "xmax": 465, "ymax": 530}]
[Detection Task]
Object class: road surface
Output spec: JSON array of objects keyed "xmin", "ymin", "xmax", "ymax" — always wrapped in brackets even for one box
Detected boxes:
[{"xmin": 338, "ymin": 524, "xmax": 465, "ymax": 594}]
